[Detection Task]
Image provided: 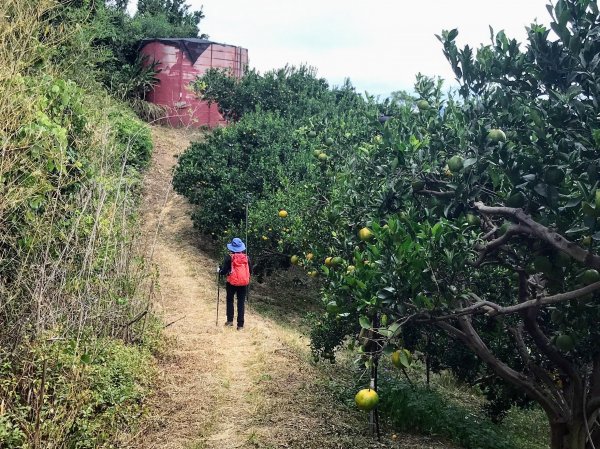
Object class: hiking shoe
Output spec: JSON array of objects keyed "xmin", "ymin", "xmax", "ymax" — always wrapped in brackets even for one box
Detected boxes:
[
  {"xmin": 237, "ymin": 326, "xmax": 244, "ymax": 330},
  {"xmin": 224, "ymin": 321, "xmax": 233, "ymax": 326}
]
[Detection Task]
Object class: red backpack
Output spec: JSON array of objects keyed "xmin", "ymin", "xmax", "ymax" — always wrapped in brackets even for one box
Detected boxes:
[{"xmin": 227, "ymin": 253, "xmax": 250, "ymax": 286}]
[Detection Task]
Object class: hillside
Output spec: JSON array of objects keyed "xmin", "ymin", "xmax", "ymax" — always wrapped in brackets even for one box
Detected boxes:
[{"xmin": 129, "ymin": 126, "xmax": 454, "ymax": 449}]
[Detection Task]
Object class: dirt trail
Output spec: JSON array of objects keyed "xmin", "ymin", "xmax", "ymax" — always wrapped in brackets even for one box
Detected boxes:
[{"xmin": 131, "ymin": 126, "xmax": 451, "ymax": 449}]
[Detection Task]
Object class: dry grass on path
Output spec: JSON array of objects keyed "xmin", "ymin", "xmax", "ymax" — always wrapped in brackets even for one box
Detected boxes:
[{"xmin": 128, "ymin": 125, "xmax": 454, "ymax": 449}]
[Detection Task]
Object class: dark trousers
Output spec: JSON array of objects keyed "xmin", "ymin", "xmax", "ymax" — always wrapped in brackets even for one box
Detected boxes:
[{"xmin": 226, "ymin": 283, "xmax": 247, "ymax": 327}]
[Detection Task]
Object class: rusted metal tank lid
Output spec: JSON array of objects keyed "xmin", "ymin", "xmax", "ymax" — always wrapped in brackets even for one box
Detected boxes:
[{"xmin": 139, "ymin": 38, "xmax": 241, "ymax": 65}]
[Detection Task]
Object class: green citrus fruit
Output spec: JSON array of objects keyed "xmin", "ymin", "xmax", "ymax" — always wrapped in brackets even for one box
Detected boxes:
[
  {"xmin": 331, "ymin": 256, "xmax": 344, "ymax": 266},
  {"xmin": 416, "ymin": 99, "xmax": 430, "ymax": 111},
  {"xmin": 290, "ymin": 255, "xmax": 299, "ymax": 265},
  {"xmin": 391, "ymin": 349, "xmax": 412, "ymax": 369},
  {"xmin": 326, "ymin": 301, "xmax": 339, "ymax": 314},
  {"xmin": 581, "ymin": 269, "xmax": 600, "ymax": 285},
  {"xmin": 506, "ymin": 192, "xmax": 525, "ymax": 208},
  {"xmin": 313, "ymin": 149, "xmax": 321, "ymax": 157},
  {"xmin": 355, "ymin": 388, "xmax": 379, "ymax": 411},
  {"xmin": 498, "ymin": 222, "xmax": 510, "ymax": 236},
  {"xmin": 308, "ymin": 130, "xmax": 317, "ymax": 138},
  {"xmin": 391, "ymin": 350, "xmax": 402, "ymax": 368},
  {"xmin": 318, "ymin": 152, "xmax": 328, "ymax": 161},
  {"xmin": 466, "ymin": 214, "xmax": 481, "ymax": 226},
  {"xmin": 447, "ymin": 155, "xmax": 464, "ymax": 172},
  {"xmin": 544, "ymin": 167, "xmax": 565, "ymax": 185},
  {"xmin": 412, "ymin": 180, "xmax": 425, "ymax": 192},
  {"xmin": 488, "ymin": 129, "xmax": 507, "ymax": 143},
  {"xmin": 325, "ymin": 137, "xmax": 334, "ymax": 146},
  {"xmin": 555, "ymin": 334, "xmax": 575, "ymax": 352}
]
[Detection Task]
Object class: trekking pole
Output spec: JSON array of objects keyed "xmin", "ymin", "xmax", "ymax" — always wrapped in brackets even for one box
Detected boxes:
[
  {"xmin": 245, "ymin": 195, "xmax": 251, "ymax": 305},
  {"xmin": 215, "ymin": 268, "xmax": 220, "ymax": 326}
]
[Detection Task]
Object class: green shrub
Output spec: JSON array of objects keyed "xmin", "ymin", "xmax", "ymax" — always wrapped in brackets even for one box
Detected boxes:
[
  {"xmin": 110, "ymin": 109, "xmax": 153, "ymax": 169},
  {"xmin": 0, "ymin": 337, "xmax": 155, "ymax": 448},
  {"xmin": 378, "ymin": 382, "xmax": 517, "ymax": 449}
]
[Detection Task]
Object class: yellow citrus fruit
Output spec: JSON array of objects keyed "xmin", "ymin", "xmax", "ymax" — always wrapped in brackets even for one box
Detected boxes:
[
  {"xmin": 358, "ymin": 227, "xmax": 373, "ymax": 241},
  {"xmin": 306, "ymin": 252, "xmax": 314, "ymax": 260},
  {"xmin": 355, "ymin": 388, "xmax": 379, "ymax": 411},
  {"xmin": 325, "ymin": 257, "xmax": 333, "ymax": 266},
  {"xmin": 290, "ymin": 255, "xmax": 299, "ymax": 265},
  {"xmin": 278, "ymin": 210, "xmax": 288, "ymax": 218}
]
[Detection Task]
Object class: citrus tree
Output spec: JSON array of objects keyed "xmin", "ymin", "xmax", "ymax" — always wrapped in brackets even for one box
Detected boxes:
[
  {"xmin": 305, "ymin": 1, "xmax": 600, "ymax": 447},
  {"xmin": 174, "ymin": 66, "xmax": 381, "ymax": 272}
]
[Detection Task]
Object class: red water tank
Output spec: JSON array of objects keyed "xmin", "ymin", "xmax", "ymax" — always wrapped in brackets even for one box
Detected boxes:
[{"xmin": 139, "ymin": 38, "xmax": 248, "ymax": 127}]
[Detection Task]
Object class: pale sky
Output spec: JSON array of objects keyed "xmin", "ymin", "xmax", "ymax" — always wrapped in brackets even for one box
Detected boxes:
[{"xmin": 130, "ymin": 1, "xmax": 553, "ymax": 97}]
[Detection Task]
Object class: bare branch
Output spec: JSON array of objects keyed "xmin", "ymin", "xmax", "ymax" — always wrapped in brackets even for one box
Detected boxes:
[
  {"xmin": 588, "ymin": 357, "xmax": 600, "ymax": 415},
  {"xmin": 473, "ymin": 202, "xmax": 600, "ymax": 269},
  {"xmin": 522, "ymin": 308, "xmax": 583, "ymax": 406},
  {"xmin": 510, "ymin": 324, "xmax": 568, "ymax": 415},
  {"xmin": 471, "ymin": 224, "xmax": 530, "ymax": 267},
  {"xmin": 433, "ymin": 282, "xmax": 600, "ymax": 320},
  {"xmin": 449, "ymin": 315, "xmax": 560, "ymax": 416},
  {"xmin": 588, "ymin": 397, "xmax": 600, "ymax": 415},
  {"xmin": 415, "ymin": 189, "xmax": 455, "ymax": 198}
]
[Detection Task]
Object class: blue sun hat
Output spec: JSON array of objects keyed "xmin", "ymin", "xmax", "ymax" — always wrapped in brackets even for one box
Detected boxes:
[{"xmin": 227, "ymin": 237, "xmax": 246, "ymax": 253}]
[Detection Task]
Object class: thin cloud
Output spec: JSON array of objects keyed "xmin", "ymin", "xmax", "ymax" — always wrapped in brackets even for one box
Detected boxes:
[{"xmin": 130, "ymin": 0, "xmax": 552, "ymax": 96}]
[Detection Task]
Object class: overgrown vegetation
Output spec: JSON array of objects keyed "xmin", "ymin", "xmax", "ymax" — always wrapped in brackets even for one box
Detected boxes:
[
  {"xmin": 175, "ymin": 1, "xmax": 600, "ymax": 447},
  {"xmin": 51, "ymin": 0, "xmax": 205, "ymax": 115},
  {"xmin": 0, "ymin": 0, "xmax": 203, "ymax": 445}
]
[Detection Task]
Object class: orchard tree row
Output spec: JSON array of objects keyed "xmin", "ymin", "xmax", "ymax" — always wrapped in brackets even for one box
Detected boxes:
[{"xmin": 173, "ymin": 1, "xmax": 600, "ymax": 447}]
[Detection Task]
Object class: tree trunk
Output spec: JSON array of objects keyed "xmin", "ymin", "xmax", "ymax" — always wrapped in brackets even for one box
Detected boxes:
[{"xmin": 550, "ymin": 419, "xmax": 586, "ymax": 449}]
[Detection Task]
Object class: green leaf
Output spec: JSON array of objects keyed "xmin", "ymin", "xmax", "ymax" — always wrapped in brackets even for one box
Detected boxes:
[
  {"xmin": 399, "ymin": 349, "xmax": 412, "ymax": 368},
  {"xmin": 566, "ymin": 226, "xmax": 589, "ymax": 235},
  {"xmin": 388, "ymin": 322, "xmax": 402, "ymax": 337},
  {"xmin": 377, "ymin": 287, "xmax": 396, "ymax": 300},
  {"xmin": 359, "ymin": 316, "xmax": 372, "ymax": 330}
]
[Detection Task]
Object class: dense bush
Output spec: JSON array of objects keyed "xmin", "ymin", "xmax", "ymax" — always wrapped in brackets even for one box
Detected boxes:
[
  {"xmin": 110, "ymin": 109, "xmax": 153, "ymax": 168},
  {"xmin": 0, "ymin": 335, "xmax": 156, "ymax": 448},
  {"xmin": 0, "ymin": 1, "xmax": 157, "ymax": 446},
  {"xmin": 174, "ymin": 66, "xmax": 381, "ymax": 269},
  {"xmin": 378, "ymin": 382, "xmax": 516, "ymax": 449}
]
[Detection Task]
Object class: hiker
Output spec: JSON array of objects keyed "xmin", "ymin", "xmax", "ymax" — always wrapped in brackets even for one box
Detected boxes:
[{"xmin": 219, "ymin": 237, "xmax": 250, "ymax": 330}]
